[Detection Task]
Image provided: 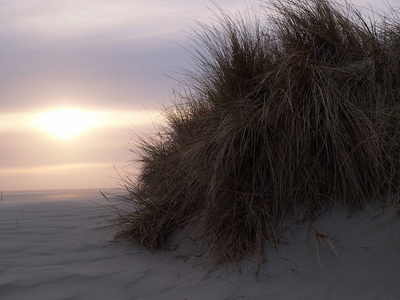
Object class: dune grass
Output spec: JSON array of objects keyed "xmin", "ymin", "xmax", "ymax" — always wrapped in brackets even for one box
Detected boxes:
[{"xmin": 114, "ymin": 0, "xmax": 400, "ymax": 265}]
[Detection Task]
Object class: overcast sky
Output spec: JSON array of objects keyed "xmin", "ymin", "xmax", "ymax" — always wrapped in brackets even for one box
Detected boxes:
[
  {"xmin": 0, "ymin": 0, "xmax": 247, "ymax": 113},
  {"xmin": 1, "ymin": 0, "xmax": 398, "ymax": 191}
]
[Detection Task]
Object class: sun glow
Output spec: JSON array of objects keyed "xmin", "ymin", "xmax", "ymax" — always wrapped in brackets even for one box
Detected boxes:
[{"xmin": 35, "ymin": 109, "xmax": 98, "ymax": 139}]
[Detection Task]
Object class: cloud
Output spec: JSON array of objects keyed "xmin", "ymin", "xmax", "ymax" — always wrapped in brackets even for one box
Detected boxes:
[
  {"xmin": 0, "ymin": 161, "xmax": 114, "ymax": 175},
  {"xmin": 0, "ymin": 1, "xmax": 172, "ymax": 41},
  {"xmin": 0, "ymin": 0, "xmax": 247, "ymax": 43},
  {"xmin": 0, "ymin": 0, "xmax": 251, "ymax": 113},
  {"xmin": 0, "ymin": 161, "xmax": 123, "ymax": 191},
  {"xmin": 0, "ymin": 109, "xmax": 163, "ymax": 132},
  {"xmin": 1, "ymin": 0, "xmax": 395, "ymax": 192}
]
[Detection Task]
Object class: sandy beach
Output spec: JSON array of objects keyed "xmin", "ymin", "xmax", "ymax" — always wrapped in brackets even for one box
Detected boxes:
[{"xmin": 0, "ymin": 190, "xmax": 399, "ymax": 300}]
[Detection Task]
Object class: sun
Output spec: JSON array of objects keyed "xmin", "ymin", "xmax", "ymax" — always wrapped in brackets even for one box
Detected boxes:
[{"xmin": 35, "ymin": 109, "xmax": 98, "ymax": 139}]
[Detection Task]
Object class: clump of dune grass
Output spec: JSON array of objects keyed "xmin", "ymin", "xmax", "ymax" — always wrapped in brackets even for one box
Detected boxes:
[{"xmin": 115, "ymin": 0, "xmax": 400, "ymax": 265}]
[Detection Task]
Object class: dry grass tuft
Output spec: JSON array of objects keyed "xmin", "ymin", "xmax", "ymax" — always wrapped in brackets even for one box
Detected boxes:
[{"xmin": 114, "ymin": 0, "xmax": 400, "ymax": 265}]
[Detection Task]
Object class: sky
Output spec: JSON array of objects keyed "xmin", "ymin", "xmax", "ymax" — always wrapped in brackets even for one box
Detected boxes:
[{"xmin": 1, "ymin": 0, "xmax": 398, "ymax": 191}]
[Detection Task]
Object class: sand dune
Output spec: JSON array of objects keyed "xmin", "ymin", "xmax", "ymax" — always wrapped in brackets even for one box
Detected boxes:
[{"xmin": 0, "ymin": 190, "xmax": 399, "ymax": 299}]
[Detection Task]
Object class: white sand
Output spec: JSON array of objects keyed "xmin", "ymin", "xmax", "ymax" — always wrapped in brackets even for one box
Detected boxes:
[{"xmin": 1, "ymin": 190, "xmax": 399, "ymax": 300}]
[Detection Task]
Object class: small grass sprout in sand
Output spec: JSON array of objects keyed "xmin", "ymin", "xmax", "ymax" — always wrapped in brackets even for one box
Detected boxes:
[{"xmin": 112, "ymin": 0, "xmax": 400, "ymax": 267}]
